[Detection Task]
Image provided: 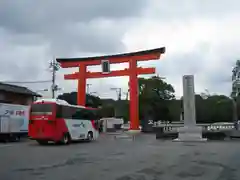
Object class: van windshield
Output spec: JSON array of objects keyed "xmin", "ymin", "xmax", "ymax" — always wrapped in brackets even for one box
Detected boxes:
[{"xmin": 31, "ymin": 104, "xmax": 53, "ymax": 115}]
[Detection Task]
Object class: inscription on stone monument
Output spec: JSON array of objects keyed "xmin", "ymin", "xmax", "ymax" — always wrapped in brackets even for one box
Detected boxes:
[{"xmin": 183, "ymin": 75, "xmax": 196, "ymax": 127}]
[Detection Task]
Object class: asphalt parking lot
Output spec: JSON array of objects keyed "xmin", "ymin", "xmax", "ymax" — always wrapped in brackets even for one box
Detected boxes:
[{"xmin": 1, "ymin": 134, "xmax": 240, "ymax": 180}]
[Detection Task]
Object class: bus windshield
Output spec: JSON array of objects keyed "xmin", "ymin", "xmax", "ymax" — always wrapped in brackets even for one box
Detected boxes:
[{"xmin": 30, "ymin": 104, "xmax": 53, "ymax": 115}]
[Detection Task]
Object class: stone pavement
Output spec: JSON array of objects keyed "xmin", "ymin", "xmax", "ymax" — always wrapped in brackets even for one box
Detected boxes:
[{"xmin": 0, "ymin": 134, "xmax": 240, "ymax": 180}]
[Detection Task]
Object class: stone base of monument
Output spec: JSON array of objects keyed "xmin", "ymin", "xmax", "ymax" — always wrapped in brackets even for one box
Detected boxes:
[
  {"xmin": 173, "ymin": 126, "xmax": 207, "ymax": 142},
  {"xmin": 127, "ymin": 129, "xmax": 141, "ymax": 134},
  {"xmin": 229, "ymin": 129, "xmax": 240, "ymax": 138},
  {"xmin": 113, "ymin": 130, "xmax": 141, "ymax": 141}
]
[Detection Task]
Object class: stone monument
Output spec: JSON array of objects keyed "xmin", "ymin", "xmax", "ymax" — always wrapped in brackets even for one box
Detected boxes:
[{"xmin": 174, "ymin": 75, "xmax": 207, "ymax": 142}]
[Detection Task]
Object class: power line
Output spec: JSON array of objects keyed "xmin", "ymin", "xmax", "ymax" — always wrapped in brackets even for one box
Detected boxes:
[{"xmin": 1, "ymin": 80, "xmax": 52, "ymax": 84}]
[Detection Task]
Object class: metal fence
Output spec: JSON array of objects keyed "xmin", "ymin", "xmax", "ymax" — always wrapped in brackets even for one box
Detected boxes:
[{"xmin": 153, "ymin": 122, "xmax": 234, "ymax": 133}]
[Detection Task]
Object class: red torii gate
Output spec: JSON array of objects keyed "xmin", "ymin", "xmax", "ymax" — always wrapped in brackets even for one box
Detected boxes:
[{"xmin": 56, "ymin": 47, "xmax": 165, "ymax": 130}]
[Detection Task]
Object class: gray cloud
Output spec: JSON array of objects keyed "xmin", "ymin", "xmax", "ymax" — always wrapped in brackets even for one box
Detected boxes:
[
  {"xmin": 0, "ymin": 0, "xmax": 147, "ymax": 92},
  {"xmin": 146, "ymin": 0, "xmax": 240, "ymax": 21},
  {"xmin": 155, "ymin": 42, "xmax": 237, "ymax": 95},
  {"xmin": 0, "ymin": 43, "xmax": 51, "ymax": 85},
  {"xmin": 0, "ymin": 0, "xmax": 147, "ymax": 55},
  {"xmin": 49, "ymin": 20, "xmax": 127, "ymax": 56},
  {"xmin": 0, "ymin": 0, "xmax": 146, "ymax": 34},
  {"xmin": 0, "ymin": 0, "xmax": 239, "ymax": 98}
]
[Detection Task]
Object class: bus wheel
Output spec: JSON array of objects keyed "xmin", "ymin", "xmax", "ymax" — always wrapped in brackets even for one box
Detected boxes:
[
  {"xmin": 62, "ymin": 133, "xmax": 71, "ymax": 145},
  {"xmin": 87, "ymin": 132, "xmax": 93, "ymax": 142}
]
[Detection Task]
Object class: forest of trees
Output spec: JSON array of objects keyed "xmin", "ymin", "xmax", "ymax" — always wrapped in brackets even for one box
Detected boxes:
[{"xmin": 57, "ymin": 76, "xmax": 236, "ymax": 124}]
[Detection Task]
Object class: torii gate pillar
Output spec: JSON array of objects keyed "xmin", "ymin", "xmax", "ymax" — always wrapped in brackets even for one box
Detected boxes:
[
  {"xmin": 78, "ymin": 64, "xmax": 87, "ymax": 106},
  {"xmin": 57, "ymin": 47, "xmax": 165, "ymax": 130},
  {"xmin": 129, "ymin": 59, "xmax": 139, "ymax": 129}
]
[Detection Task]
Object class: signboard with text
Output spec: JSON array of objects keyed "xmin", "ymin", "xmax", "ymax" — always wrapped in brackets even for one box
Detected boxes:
[{"xmin": 0, "ymin": 103, "xmax": 30, "ymax": 132}]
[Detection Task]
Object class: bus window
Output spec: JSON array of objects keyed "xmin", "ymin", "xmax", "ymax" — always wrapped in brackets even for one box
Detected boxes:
[
  {"xmin": 80, "ymin": 109, "xmax": 93, "ymax": 120},
  {"xmin": 71, "ymin": 108, "xmax": 94, "ymax": 120},
  {"xmin": 31, "ymin": 104, "xmax": 53, "ymax": 115},
  {"xmin": 87, "ymin": 110, "xmax": 96, "ymax": 120},
  {"xmin": 92, "ymin": 109, "xmax": 100, "ymax": 120},
  {"xmin": 72, "ymin": 107, "xmax": 83, "ymax": 119},
  {"xmin": 61, "ymin": 106, "xmax": 73, "ymax": 119},
  {"xmin": 56, "ymin": 105, "xmax": 62, "ymax": 118}
]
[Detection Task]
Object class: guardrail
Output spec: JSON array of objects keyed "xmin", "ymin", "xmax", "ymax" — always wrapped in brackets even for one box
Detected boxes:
[{"xmin": 153, "ymin": 122, "xmax": 234, "ymax": 133}]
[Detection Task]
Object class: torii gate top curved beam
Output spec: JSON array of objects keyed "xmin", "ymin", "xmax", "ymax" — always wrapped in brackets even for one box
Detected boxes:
[{"xmin": 57, "ymin": 47, "xmax": 165, "ymax": 67}]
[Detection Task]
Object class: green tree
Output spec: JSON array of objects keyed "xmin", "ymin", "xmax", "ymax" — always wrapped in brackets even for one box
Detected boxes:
[
  {"xmin": 194, "ymin": 94, "xmax": 233, "ymax": 123},
  {"xmin": 98, "ymin": 104, "xmax": 115, "ymax": 117},
  {"xmin": 231, "ymin": 60, "xmax": 240, "ymax": 122},
  {"xmin": 205, "ymin": 95, "xmax": 233, "ymax": 123},
  {"xmin": 168, "ymin": 99, "xmax": 182, "ymax": 122},
  {"xmin": 195, "ymin": 94, "xmax": 207, "ymax": 123},
  {"xmin": 86, "ymin": 94, "xmax": 102, "ymax": 108},
  {"xmin": 57, "ymin": 92, "xmax": 77, "ymax": 105},
  {"xmin": 139, "ymin": 76, "xmax": 175, "ymax": 101},
  {"xmin": 114, "ymin": 100, "xmax": 129, "ymax": 123},
  {"xmin": 57, "ymin": 92, "xmax": 101, "ymax": 108},
  {"xmin": 138, "ymin": 76, "xmax": 175, "ymax": 122}
]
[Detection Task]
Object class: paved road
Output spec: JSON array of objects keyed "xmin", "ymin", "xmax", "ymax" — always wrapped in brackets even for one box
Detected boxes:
[{"xmin": 1, "ymin": 134, "xmax": 240, "ymax": 180}]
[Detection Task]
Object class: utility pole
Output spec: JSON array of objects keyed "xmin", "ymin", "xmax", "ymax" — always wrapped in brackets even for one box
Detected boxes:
[
  {"xmin": 110, "ymin": 87, "xmax": 122, "ymax": 100},
  {"xmin": 49, "ymin": 57, "xmax": 60, "ymax": 98},
  {"xmin": 86, "ymin": 83, "xmax": 92, "ymax": 94},
  {"xmin": 123, "ymin": 88, "xmax": 130, "ymax": 100},
  {"xmin": 52, "ymin": 59, "xmax": 56, "ymax": 99},
  {"xmin": 110, "ymin": 87, "xmax": 122, "ymax": 118},
  {"xmin": 118, "ymin": 88, "xmax": 121, "ymax": 100}
]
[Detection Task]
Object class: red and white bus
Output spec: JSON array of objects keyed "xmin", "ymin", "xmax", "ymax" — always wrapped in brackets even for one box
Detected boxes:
[{"xmin": 28, "ymin": 99, "xmax": 100, "ymax": 145}]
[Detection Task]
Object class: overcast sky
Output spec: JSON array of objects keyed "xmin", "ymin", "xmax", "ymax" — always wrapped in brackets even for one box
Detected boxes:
[{"xmin": 0, "ymin": 0, "xmax": 239, "ymax": 99}]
